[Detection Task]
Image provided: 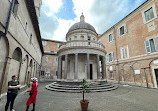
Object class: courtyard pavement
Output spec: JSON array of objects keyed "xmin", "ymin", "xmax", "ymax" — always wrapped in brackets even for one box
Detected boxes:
[{"xmin": 0, "ymin": 82, "xmax": 158, "ymax": 111}]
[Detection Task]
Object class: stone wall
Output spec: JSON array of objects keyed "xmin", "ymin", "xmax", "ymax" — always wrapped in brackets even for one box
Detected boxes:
[{"xmin": 0, "ymin": 0, "xmax": 42, "ymax": 94}]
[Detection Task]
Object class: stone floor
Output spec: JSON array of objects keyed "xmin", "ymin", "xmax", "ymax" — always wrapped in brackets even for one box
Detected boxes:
[{"xmin": 0, "ymin": 82, "xmax": 158, "ymax": 111}]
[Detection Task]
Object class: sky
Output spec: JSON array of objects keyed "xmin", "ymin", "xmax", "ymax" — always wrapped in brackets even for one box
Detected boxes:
[{"xmin": 39, "ymin": 0, "xmax": 147, "ymax": 41}]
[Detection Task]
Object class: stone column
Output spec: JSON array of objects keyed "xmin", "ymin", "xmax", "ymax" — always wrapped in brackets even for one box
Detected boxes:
[
  {"xmin": 102, "ymin": 56, "xmax": 106, "ymax": 79},
  {"xmin": 57, "ymin": 56, "xmax": 62, "ymax": 79},
  {"xmin": 87, "ymin": 54, "xmax": 90, "ymax": 79},
  {"xmin": 74, "ymin": 53, "xmax": 78, "ymax": 79},
  {"xmin": 97, "ymin": 54, "xmax": 100, "ymax": 79},
  {"xmin": 64, "ymin": 54, "xmax": 68, "ymax": 79},
  {"xmin": 1, "ymin": 57, "xmax": 11, "ymax": 94}
]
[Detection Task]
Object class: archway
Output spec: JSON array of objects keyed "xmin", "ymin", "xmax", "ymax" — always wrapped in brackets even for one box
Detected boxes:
[
  {"xmin": 149, "ymin": 59, "xmax": 158, "ymax": 88},
  {"xmin": 19, "ymin": 55, "xmax": 28, "ymax": 85},
  {"xmin": 8, "ymin": 47, "xmax": 22, "ymax": 80}
]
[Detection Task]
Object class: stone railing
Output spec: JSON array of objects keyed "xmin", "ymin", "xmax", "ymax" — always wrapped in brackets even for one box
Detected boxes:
[{"xmin": 59, "ymin": 40, "xmax": 105, "ymax": 50}]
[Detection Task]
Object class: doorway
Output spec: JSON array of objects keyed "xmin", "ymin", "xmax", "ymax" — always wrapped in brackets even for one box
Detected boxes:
[
  {"xmin": 90, "ymin": 64, "xmax": 93, "ymax": 80},
  {"xmin": 154, "ymin": 69, "xmax": 158, "ymax": 86}
]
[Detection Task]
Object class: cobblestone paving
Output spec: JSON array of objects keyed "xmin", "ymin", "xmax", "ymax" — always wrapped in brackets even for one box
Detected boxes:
[{"xmin": 1, "ymin": 82, "xmax": 158, "ymax": 111}]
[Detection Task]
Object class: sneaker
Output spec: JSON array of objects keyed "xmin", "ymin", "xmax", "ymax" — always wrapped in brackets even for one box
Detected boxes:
[{"xmin": 10, "ymin": 109, "xmax": 15, "ymax": 111}]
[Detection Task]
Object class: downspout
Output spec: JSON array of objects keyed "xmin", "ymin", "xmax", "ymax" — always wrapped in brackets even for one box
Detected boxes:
[{"xmin": 0, "ymin": 0, "xmax": 15, "ymax": 39}]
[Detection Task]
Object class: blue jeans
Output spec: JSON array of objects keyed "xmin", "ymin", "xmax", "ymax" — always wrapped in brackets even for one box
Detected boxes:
[{"xmin": 5, "ymin": 92, "xmax": 17, "ymax": 111}]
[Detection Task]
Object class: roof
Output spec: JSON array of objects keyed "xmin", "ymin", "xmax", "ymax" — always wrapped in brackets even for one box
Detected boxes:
[
  {"xmin": 67, "ymin": 21, "xmax": 96, "ymax": 34},
  {"xmin": 25, "ymin": 0, "xmax": 44, "ymax": 53},
  {"xmin": 67, "ymin": 14, "xmax": 97, "ymax": 35},
  {"xmin": 42, "ymin": 38, "xmax": 64, "ymax": 43}
]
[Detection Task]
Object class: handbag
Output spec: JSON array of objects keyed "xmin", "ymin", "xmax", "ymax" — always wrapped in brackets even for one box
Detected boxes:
[{"xmin": 29, "ymin": 92, "xmax": 33, "ymax": 96}]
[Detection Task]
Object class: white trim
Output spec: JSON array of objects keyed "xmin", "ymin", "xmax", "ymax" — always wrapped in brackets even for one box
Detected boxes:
[
  {"xmin": 107, "ymin": 33, "xmax": 114, "ymax": 43},
  {"xmin": 120, "ymin": 45, "xmax": 129, "ymax": 60},
  {"xmin": 117, "ymin": 24, "xmax": 127, "ymax": 37},
  {"xmin": 142, "ymin": 4, "xmax": 157, "ymax": 24},
  {"xmin": 106, "ymin": 52, "xmax": 114, "ymax": 63}
]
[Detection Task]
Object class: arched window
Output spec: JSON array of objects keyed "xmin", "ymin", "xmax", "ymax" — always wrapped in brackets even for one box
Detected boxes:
[
  {"xmin": 80, "ymin": 36, "xmax": 84, "ymax": 40},
  {"xmin": 30, "ymin": 34, "xmax": 32, "ymax": 44},
  {"xmin": 74, "ymin": 36, "xmax": 77, "ymax": 40},
  {"xmin": 12, "ymin": 47, "xmax": 22, "ymax": 62},
  {"xmin": 88, "ymin": 36, "xmax": 91, "ymax": 40},
  {"xmin": 29, "ymin": 59, "xmax": 33, "ymax": 67}
]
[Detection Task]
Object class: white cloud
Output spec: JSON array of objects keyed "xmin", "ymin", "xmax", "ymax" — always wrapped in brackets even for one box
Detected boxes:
[
  {"xmin": 40, "ymin": 0, "xmax": 146, "ymax": 41},
  {"xmin": 72, "ymin": 0, "xmax": 146, "ymax": 34},
  {"xmin": 52, "ymin": 19, "xmax": 75, "ymax": 41},
  {"xmin": 43, "ymin": 0, "xmax": 63, "ymax": 13}
]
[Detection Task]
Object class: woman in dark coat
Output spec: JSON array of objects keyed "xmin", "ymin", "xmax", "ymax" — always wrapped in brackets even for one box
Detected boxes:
[{"xmin": 25, "ymin": 77, "xmax": 38, "ymax": 111}]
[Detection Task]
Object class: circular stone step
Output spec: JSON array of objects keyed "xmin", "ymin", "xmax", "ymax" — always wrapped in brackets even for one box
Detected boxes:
[{"xmin": 45, "ymin": 81, "xmax": 118, "ymax": 93}]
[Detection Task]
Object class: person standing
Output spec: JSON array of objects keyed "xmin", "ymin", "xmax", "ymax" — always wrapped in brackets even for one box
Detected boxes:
[
  {"xmin": 25, "ymin": 77, "xmax": 38, "ymax": 111},
  {"xmin": 5, "ymin": 75, "xmax": 21, "ymax": 111}
]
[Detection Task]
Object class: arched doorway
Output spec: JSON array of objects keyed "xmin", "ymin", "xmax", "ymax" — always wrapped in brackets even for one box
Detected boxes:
[
  {"xmin": 8, "ymin": 47, "xmax": 22, "ymax": 80},
  {"xmin": 26, "ymin": 59, "xmax": 33, "ymax": 85},
  {"xmin": 19, "ymin": 55, "xmax": 28, "ymax": 85},
  {"xmin": 150, "ymin": 59, "xmax": 158, "ymax": 88}
]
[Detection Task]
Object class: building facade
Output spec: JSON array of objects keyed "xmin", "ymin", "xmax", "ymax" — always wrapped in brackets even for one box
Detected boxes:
[
  {"xmin": 99, "ymin": 0, "xmax": 158, "ymax": 88},
  {"xmin": 0, "ymin": 0, "xmax": 43, "ymax": 95},
  {"xmin": 41, "ymin": 39, "xmax": 63, "ymax": 79},
  {"xmin": 57, "ymin": 14, "xmax": 106, "ymax": 81}
]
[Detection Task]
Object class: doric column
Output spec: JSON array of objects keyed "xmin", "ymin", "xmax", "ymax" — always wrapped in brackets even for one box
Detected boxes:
[
  {"xmin": 64, "ymin": 54, "xmax": 68, "ymax": 79},
  {"xmin": 97, "ymin": 54, "xmax": 100, "ymax": 79},
  {"xmin": 74, "ymin": 53, "xmax": 78, "ymax": 79},
  {"xmin": 102, "ymin": 56, "xmax": 106, "ymax": 79},
  {"xmin": 87, "ymin": 54, "xmax": 90, "ymax": 79},
  {"xmin": 57, "ymin": 56, "xmax": 62, "ymax": 79}
]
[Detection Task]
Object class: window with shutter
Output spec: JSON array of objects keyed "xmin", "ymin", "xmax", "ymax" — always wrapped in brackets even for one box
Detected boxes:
[
  {"xmin": 121, "ymin": 46, "xmax": 129, "ymax": 59},
  {"xmin": 145, "ymin": 40, "xmax": 151, "ymax": 53},
  {"xmin": 107, "ymin": 52, "xmax": 114, "ymax": 62},
  {"xmin": 145, "ymin": 38, "xmax": 157, "ymax": 54},
  {"xmin": 144, "ymin": 7, "xmax": 155, "ymax": 22},
  {"xmin": 124, "ymin": 24, "xmax": 127, "ymax": 33},
  {"xmin": 153, "ymin": 37, "xmax": 158, "ymax": 52},
  {"xmin": 118, "ymin": 24, "xmax": 127, "ymax": 37},
  {"xmin": 108, "ymin": 34, "xmax": 113, "ymax": 42},
  {"xmin": 117, "ymin": 28, "xmax": 120, "ymax": 37}
]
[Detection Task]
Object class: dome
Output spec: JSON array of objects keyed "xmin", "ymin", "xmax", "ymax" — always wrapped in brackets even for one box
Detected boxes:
[{"xmin": 67, "ymin": 14, "xmax": 96, "ymax": 34}]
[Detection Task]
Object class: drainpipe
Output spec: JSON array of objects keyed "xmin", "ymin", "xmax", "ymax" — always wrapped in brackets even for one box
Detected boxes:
[{"xmin": 0, "ymin": 0, "xmax": 15, "ymax": 39}]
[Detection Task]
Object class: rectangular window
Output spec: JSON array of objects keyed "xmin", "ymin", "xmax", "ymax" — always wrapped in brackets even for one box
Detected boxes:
[
  {"xmin": 145, "ymin": 37, "xmax": 158, "ymax": 54},
  {"xmin": 42, "ymin": 41, "xmax": 47, "ymax": 46},
  {"xmin": 121, "ymin": 46, "xmax": 129, "ymax": 59},
  {"xmin": 57, "ymin": 43, "xmax": 61, "ymax": 48},
  {"xmin": 110, "ymin": 72, "xmax": 114, "ymax": 79},
  {"xmin": 108, "ymin": 34, "xmax": 114, "ymax": 42},
  {"xmin": 107, "ymin": 52, "xmax": 114, "ymax": 62},
  {"xmin": 118, "ymin": 24, "xmax": 127, "ymax": 37},
  {"xmin": 54, "ymin": 58, "xmax": 58, "ymax": 62},
  {"xmin": 144, "ymin": 7, "xmax": 155, "ymax": 22},
  {"xmin": 40, "ymin": 71, "xmax": 45, "ymax": 76}
]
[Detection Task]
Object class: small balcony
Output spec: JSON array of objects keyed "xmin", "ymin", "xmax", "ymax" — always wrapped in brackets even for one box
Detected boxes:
[{"xmin": 59, "ymin": 40, "xmax": 105, "ymax": 50}]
